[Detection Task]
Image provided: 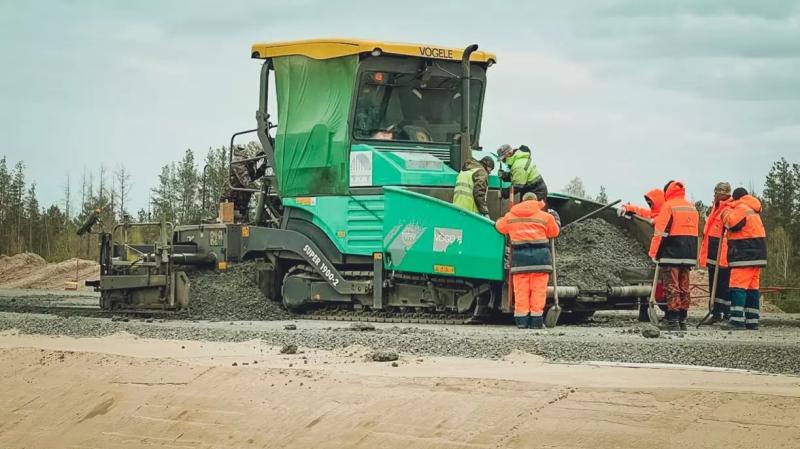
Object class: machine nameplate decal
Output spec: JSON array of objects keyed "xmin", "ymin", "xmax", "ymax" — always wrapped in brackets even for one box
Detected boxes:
[
  {"xmin": 350, "ymin": 151, "xmax": 373, "ymax": 186},
  {"xmin": 209, "ymin": 229, "xmax": 224, "ymax": 246},
  {"xmin": 433, "ymin": 228, "xmax": 463, "ymax": 252},
  {"xmin": 302, "ymin": 244, "xmax": 341, "ymax": 287},
  {"xmin": 419, "ymin": 47, "xmax": 454, "ymax": 59},
  {"xmin": 386, "ymin": 224, "xmax": 426, "ymax": 266}
]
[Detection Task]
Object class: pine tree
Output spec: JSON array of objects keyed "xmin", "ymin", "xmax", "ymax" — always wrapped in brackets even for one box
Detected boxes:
[
  {"xmin": 762, "ymin": 157, "xmax": 797, "ymax": 231},
  {"xmin": 203, "ymin": 146, "xmax": 229, "ymax": 219},
  {"xmin": 175, "ymin": 149, "xmax": 199, "ymax": 224},
  {"xmin": 25, "ymin": 183, "xmax": 40, "ymax": 253},
  {"xmin": 595, "ymin": 185, "xmax": 608, "ymax": 204},
  {"xmin": 63, "ymin": 173, "xmax": 72, "ymax": 220},
  {"xmin": 0, "ymin": 157, "xmax": 9, "ymax": 251},
  {"xmin": 10, "ymin": 161, "xmax": 25, "ymax": 252},
  {"xmin": 152, "ymin": 163, "xmax": 177, "ymax": 223},
  {"xmin": 563, "ymin": 177, "xmax": 588, "ymax": 199},
  {"xmin": 115, "ymin": 165, "xmax": 131, "ymax": 221}
]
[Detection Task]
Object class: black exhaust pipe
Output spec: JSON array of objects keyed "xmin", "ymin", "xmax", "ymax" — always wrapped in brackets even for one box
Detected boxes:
[{"xmin": 458, "ymin": 44, "xmax": 479, "ymax": 171}]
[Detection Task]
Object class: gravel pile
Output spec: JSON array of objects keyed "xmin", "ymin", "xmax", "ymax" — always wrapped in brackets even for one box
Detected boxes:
[
  {"xmin": 557, "ymin": 218, "xmax": 653, "ymax": 289},
  {"xmin": 185, "ymin": 263, "xmax": 291, "ymax": 321},
  {"xmin": 1, "ymin": 313, "xmax": 799, "ymax": 375}
]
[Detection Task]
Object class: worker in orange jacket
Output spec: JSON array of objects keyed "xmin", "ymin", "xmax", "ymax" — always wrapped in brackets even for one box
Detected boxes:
[
  {"xmin": 648, "ymin": 181, "xmax": 699, "ymax": 331},
  {"xmin": 698, "ymin": 182, "xmax": 733, "ymax": 323},
  {"xmin": 495, "ymin": 192, "xmax": 560, "ymax": 329},
  {"xmin": 719, "ymin": 188, "xmax": 767, "ymax": 330},
  {"xmin": 619, "ymin": 188, "xmax": 665, "ymax": 223}
]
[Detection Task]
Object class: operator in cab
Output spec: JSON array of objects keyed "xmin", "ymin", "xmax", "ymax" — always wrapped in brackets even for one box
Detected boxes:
[
  {"xmin": 220, "ymin": 145, "xmax": 266, "ymax": 222},
  {"xmin": 452, "ymin": 156, "xmax": 495, "ymax": 218},
  {"xmin": 497, "ymin": 144, "xmax": 548, "ymax": 203}
]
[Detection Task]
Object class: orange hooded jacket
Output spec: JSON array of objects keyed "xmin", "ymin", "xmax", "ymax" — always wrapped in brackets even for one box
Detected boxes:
[
  {"xmin": 623, "ymin": 188, "xmax": 665, "ymax": 221},
  {"xmin": 496, "ymin": 200, "xmax": 560, "ymax": 273},
  {"xmin": 719, "ymin": 195, "xmax": 766, "ymax": 268},
  {"xmin": 648, "ymin": 181, "xmax": 699, "ymax": 265},
  {"xmin": 698, "ymin": 198, "xmax": 732, "ymax": 267}
]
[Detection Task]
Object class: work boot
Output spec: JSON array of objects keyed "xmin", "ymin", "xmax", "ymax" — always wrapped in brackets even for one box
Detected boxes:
[
  {"xmin": 745, "ymin": 324, "xmax": 759, "ymax": 331},
  {"xmin": 722, "ymin": 323, "xmax": 745, "ymax": 331},
  {"xmin": 678, "ymin": 310, "xmax": 688, "ymax": 331},
  {"xmin": 660, "ymin": 310, "xmax": 679, "ymax": 331},
  {"xmin": 529, "ymin": 316, "xmax": 545, "ymax": 330},
  {"xmin": 706, "ymin": 314, "xmax": 724, "ymax": 325},
  {"xmin": 660, "ymin": 319, "xmax": 680, "ymax": 332},
  {"xmin": 514, "ymin": 315, "xmax": 530, "ymax": 329}
]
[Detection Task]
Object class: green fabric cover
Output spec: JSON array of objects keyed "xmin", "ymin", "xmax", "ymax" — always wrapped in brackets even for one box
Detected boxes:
[{"xmin": 274, "ymin": 55, "xmax": 357, "ymax": 197}]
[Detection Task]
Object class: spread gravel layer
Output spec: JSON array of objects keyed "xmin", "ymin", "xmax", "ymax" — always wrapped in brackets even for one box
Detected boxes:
[{"xmin": 1, "ymin": 312, "xmax": 798, "ymax": 375}]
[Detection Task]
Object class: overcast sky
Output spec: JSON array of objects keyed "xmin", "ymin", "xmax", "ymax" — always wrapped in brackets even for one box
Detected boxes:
[{"xmin": 2, "ymin": 1, "xmax": 799, "ymax": 213}]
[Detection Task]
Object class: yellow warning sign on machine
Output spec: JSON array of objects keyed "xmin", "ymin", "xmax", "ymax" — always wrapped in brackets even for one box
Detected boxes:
[{"xmin": 433, "ymin": 265, "xmax": 455, "ymax": 275}]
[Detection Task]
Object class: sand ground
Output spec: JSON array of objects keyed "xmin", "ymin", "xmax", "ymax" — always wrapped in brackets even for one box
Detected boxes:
[{"xmin": 1, "ymin": 332, "xmax": 798, "ymax": 449}]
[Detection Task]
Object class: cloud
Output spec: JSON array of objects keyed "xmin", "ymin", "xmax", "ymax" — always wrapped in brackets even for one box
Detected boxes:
[{"xmin": 0, "ymin": 0, "xmax": 798, "ymax": 211}]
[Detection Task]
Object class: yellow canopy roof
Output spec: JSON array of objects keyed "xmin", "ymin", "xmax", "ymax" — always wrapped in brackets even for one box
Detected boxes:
[{"xmin": 251, "ymin": 38, "xmax": 497, "ymax": 63}]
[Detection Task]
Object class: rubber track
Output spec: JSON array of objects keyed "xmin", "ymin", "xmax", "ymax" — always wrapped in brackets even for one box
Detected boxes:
[{"xmin": 295, "ymin": 311, "xmax": 473, "ymax": 325}]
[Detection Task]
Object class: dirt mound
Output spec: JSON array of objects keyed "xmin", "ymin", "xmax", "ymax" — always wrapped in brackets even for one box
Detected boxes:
[
  {"xmin": 557, "ymin": 218, "xmax": 653, "ymax": 289},
  {"xmin": 0, "ymin": 253, "xmax": 47, "ymax": 282},
  {"xmin": 0, "ymin": 253, "xmax": 99, "ymax": 290}
]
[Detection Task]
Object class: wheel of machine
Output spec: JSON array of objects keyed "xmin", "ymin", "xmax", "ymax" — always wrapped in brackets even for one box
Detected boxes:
[{"xmin": 281, "ymin": 272, "xmax": 312, "ymax": 312}]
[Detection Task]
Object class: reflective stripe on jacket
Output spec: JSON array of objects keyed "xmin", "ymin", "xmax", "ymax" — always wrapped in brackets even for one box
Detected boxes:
[
  {"xmin": 507, "ymin": 151, "xmax": 541, "ymax": 187},
  {"xmin": 452, "ymin": 158, "xmax": 489, "ymax": 215},
  {"xmin": 453, "ymin": 168, "xmax": 480, "ymax": 213},
  {"xmin": 648, "ymin": 181, "xmax": 699, "ymax": 266},
  {"xmin": 495, "ymin": 200, "xmax": 560, "ymax": 273},
  {"xmin": 720, "ymin": 195, "xmax": 766, "ymax": 268},
  {"xmin": 698, "ymin": 198, "xmax": 732, "ymax": 267}
]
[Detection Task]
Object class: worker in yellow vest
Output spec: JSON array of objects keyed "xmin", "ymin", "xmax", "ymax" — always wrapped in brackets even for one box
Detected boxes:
[
  {"xmin": 453, "ymin": 156, "xmax": 495, "ymax": 217},
  {"xmin": 497, "ymin": 144, "xmax": 548, "ymax": 203}
]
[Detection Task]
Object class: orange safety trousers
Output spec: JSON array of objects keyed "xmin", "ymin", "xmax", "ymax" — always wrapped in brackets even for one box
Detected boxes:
[
  {"xmin": 730, "ymin": 267, "xmax": 760, "ymax": 290},
  {"xmin": 513, "ymin": 272, "xmax": 549, "ymax": 317}
]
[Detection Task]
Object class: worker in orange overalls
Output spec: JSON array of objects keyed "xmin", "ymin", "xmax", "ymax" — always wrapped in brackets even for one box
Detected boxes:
[
  {"xmin": 719, "ymin": 188, "xmax": 767, "ymax": 330},
  {"xmin": 649, "ymin": 181, "xmax": 699, "ymax": 331},
  {"xmin": 619, "ymin": 188, "xmax": 665, "ymax": 223},
  {"xmin": 698, "ymin": 182, "xmax": 733, "ymax": 323},
  {"xmin": 495, "ymin": 192, "xmax": 560, "ymax": 329}
]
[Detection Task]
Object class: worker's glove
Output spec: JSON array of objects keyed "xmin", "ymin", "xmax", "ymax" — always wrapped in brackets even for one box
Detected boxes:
[
  {"xmin": 617, "ymin": 204, "xmax": 634, "ymax": 217},
  {"xmin": 498, "ymin": 170, "xmax": 511, "ymax": 182},
  {"xmin": 547, "ymin": 209, "xmax": 562, "ymax": 226}
]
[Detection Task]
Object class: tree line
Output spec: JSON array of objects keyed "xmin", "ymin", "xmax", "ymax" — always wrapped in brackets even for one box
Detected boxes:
[
  {"xmin": 0, "ymin": 145, "xmax": 233, "ymax": 262},
  {"xmin": 1, "ymin": 152, "xmax": 798, "ymax": 291}
]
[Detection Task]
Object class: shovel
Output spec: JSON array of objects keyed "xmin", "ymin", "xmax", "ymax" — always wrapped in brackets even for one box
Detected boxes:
[
  {"xmin": 647, "ymin": 263, "xmax": 661, "ymax": 325},
  {"xmin": 561, "ymin": 200, "xmax": 621, "ymax": 231},
  {"xmin": 697, "ymin": 229, "xmax": 727, "ymax": 328},
  {"xmin": 544, "ymin": 239, "xmax": 561, "ymax": 328},
  {"xmin": 506, "ymin": 184, "xmax": 515, "ymax": 313}
]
